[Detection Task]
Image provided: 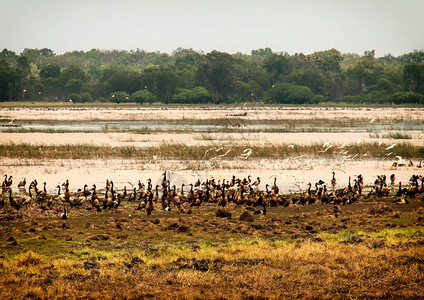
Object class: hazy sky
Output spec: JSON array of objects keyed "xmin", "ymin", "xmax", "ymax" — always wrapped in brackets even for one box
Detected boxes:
[{"xmin": 1, "ymin": 0, "xmax": 423, "ymax": 57}]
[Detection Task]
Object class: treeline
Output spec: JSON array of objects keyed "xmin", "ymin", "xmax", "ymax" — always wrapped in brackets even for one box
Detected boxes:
[{"xmin": 1, "ymin": 47, "xmax": 424, "ymax": 104}]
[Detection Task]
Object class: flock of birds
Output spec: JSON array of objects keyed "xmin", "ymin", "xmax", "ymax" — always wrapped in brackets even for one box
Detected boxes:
[{"xmin": 1, "ymin": 171, "xmax": 423, "ymax": 219}]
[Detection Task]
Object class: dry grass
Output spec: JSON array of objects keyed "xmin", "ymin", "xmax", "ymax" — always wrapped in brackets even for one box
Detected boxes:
[
  {"xmin": 1, "ymin": 235, "xmax": 423, "ymax": 299},
  {"xmin": 1, "ymin": 198, "xmax": 424, "ymax": 299},
  {"xmin": 1, "ymin": 142, "xmax": 423, "ymax": 160}
]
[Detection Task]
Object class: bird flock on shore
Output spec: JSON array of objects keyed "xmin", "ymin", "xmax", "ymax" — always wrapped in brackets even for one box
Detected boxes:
[{"xmin": 1, "ymin": 171, "xmax": 423, "ymax": 218}]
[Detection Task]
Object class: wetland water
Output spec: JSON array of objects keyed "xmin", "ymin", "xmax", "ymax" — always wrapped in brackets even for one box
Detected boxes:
[
  {"xmin": 1, "ymin": 106, "xmax": 423, "ymax": 194},
  {"xmin": 2, "ymin": 118, "xmax": 424, "ymax": 133}
]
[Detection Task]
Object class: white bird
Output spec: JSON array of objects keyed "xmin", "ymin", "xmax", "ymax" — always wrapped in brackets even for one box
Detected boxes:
[
  {"xmin": 240, "ymin": 148, "xmax": 252, "ymax": 159},
  {"xmin": 386, "ymin": 144, "xmax": 397, "ymax": 151},
  {"xmin": 337, "ymin": 142, "xmax": 346, "ymax": 149},
  {"xmin": 218, "ymin": 149, "xmax": 231, "ymax": 157},
  {"xmin": 204, "ymin": 148, "xmax": 214, "ymax": 156},
  {"xmin": 318, "ymin": 145, "xmax": 333, "ymax": 153},
  {"xmin": 288, "ymin": 145, "xmax": 295, "ymax": 149},
  {"xmin": 204, "ymin": 147, "xmax": 223, "ymax": 156}
]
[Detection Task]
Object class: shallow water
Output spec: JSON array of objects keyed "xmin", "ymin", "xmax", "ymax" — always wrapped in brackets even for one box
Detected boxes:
[{"xmin": 2, "ymin": 118, "xmax": 424, "ymax": 133}]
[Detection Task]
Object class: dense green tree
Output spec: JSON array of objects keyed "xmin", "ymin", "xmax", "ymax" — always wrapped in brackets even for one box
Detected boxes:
[
  {"xmin": 0, "ymin": 60, "xmax": 21, "ymax": 101},
  {"xmin": 286, "ymin": 70, "xmax": 325, "ymax": 95},
  {"xmin": 43, "ymin": 77, "xmax": 61, "ymax": 100},
  {"xmin": 101, "ymin": 67, "xmax": 140, "ymax": 95},
  {"xmin": 251, "ymin": 47, "xmax": 273, "ymax": 58},
  {"xmin": 0, "ymin": 47, "xmax": 423, "ymax": 104},
  {"xmin": 0, "ymin": 49, "xmax": 18, "ymax": 65},
  {"xmin": 21, "ymin": 48, "xmax": 54, "ymax": 66},
  {"xmin": 65, "ymin": 79, "xmax": 83, "ymax": 94},
  {"xmin": 403, "ymin": 63, "xmax": 424, "ymax": 93},
  {"xmin": 262, "ymin": 52, "xmax": 291, "ymax": 85},
  {"xmin": 154, "ymin": 67, "xmax": 177, "ymax": 103},
  {"xmin": 173, "ymin": 48, "xmax": 203, "ymax": 69},
  {"xmin": 17, "ymin": 56, "xmax": 31, "ymax": 77},
  {"xmin": 40, "ymin": 64, "xmax": 61, "ymax": 80},
  {"xmin": 197, "ymin": 51, "xmax": 237, "ymax": 103},
  {"xmin": 60, "ymin": 65, "xmax": 88, "ymax": 84},
  {"xmin": 59, "ymin": 65, "xmax": 88, "ymax": 97}
]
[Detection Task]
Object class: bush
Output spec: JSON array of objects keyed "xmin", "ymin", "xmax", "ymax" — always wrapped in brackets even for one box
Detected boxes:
[
  {"xmin": 110, "ymin": 91, "xmax": 130, "ymax": 104},
  {"xmin": 171, "ymin": 87, "xmax": 212, "ymax": 104},
  {"xmin": 131, "ymin": 90, "xmax": 156, "ymax": 104},
  {"xmin": 390, "ymin": 91, "xmax": 424, "ymax": 104},
  {"xmin": 69, "ymin": 92, "xmax": 93, "ymax": 103},
  {"xmin": 80, "ymin": 92, "xmax": 93, "ymax": 103},
  {"xmin": 69, "ymin": 93, "xmax": 81, "ymax": 103},
  {"xmin": 265, "ymin": 83, "xmax": 314, "ymax": 104},
  {"xmin": 344, "ymin": 91, "xmax": 390, "ymax": 104}
]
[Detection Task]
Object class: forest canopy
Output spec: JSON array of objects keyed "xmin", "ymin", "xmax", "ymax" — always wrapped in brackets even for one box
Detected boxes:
[{"xmin": 1, "ymin": 47, "xmax": 423, "ymax": 104}]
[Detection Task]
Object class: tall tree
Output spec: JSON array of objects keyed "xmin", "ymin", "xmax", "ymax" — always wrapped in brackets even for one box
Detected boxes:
[
  {"xmin": 262, "ymin": 52, "xmax": 291, "ymax": 85},
  {"xmin": 403, "ymin": 63, "xmax": 424, "ymax": 93},
  {"xmin": 197, "ymin": 51, "xmax": 236, "ymax": 103}
]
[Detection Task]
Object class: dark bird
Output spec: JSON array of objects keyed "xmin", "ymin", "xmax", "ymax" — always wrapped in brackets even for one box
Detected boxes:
[
  {"xmin": 18, "ymin": 178, "xmax": 26, "ymax": 188},
  {"xmin": 61, "ymin": 206, "xmax": 68, "ymax": 219}
]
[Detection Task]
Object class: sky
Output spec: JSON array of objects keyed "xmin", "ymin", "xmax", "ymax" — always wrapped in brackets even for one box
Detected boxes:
[{"xmin": 1, "ymin": 0, "xmax": 423, "ymax": 57}]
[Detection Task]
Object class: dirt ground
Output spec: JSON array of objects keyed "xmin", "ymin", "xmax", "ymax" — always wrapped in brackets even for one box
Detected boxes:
[
  {"xmin": 0, "ymin": 193, "xmax": 424, "ymax": 299},
  {"xmin": 1, "ymin": 106, "xmax": 424, "ymax": 299}
]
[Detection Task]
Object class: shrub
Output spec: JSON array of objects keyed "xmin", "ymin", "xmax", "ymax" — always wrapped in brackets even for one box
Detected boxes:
[
  {"xmin": 390, "ymin": 91, "xmax": 424, "ymax": 104},
  {"xmin": 69, "ymin": 92, "xmax": 93, "ymax": 103},
  {"xmin": 110, "ymin": 91, "xmax": 130, "ymax": 104},
  {"xmin": 131, "ymin": 90, "xmax": 156, "ymax": 104},
  {"xmin": 171, "ymin": 87, "xmax": 212, "ymax": 104},
  {"xmin": 265, "ymin": 83, "xmax": 314, "ymax": 104}
]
